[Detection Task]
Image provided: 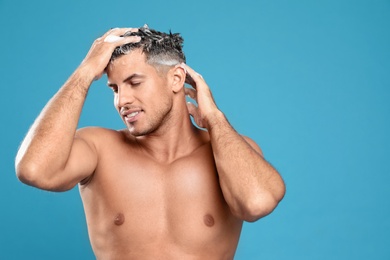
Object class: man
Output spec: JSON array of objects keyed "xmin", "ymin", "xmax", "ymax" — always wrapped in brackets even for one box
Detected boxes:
[{"xmin": 15, "ymin": 25, "xmax": 285, "ymax": 259}]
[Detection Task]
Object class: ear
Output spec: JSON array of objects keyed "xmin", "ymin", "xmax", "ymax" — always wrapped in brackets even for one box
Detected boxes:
[{"xmin": 170, "ymin": 65, "xmax": 186, "ymax": 93}]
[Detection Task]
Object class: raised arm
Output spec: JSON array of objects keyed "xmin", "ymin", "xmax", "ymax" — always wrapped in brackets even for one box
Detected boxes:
[
  {"xmin": 15, "ymin": 28, "xmax": 141, "ymax": 191},
  {"xmin": 182, "ymin": 63, "xmax": 285, "ymax": 222}
]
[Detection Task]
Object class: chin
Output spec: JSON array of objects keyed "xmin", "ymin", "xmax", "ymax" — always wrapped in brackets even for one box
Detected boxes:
[
  {"xmin": 127, "ymin": 126, "xmax": 154, "ymax": 137},
  {"xmin": 125, "ymin": 119, "xmax": 163, "ymax": 137},
  {"xmin": 127, "ymin": 128, "xmax": 142, "ymax": 137}
]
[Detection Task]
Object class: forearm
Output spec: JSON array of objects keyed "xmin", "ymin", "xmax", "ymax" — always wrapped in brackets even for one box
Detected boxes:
[
  {"xmin": 15, "ymin": 65, "xmax": 94, "ymax": 181},
  {"xmin": 181, "ymin": 63, "xmax": 285, "ymax": 221},
  {"xmin": 207, "ymin": 111, "xmax": 285, "ymax": 221}
]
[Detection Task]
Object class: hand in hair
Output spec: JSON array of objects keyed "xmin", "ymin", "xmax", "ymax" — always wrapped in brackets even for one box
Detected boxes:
[
  {"xmin": 181, "ymin": 63, "xmax": 221, "ymax": 130},
  {"xmin": 80, "ymin": 28, "xmax": 140, "ymax": 81}
]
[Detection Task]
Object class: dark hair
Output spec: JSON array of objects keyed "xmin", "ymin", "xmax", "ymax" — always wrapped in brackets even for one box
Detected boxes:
[{"xmin": 110, "ymin": 25, "xmax": 186, "ymax": 68}]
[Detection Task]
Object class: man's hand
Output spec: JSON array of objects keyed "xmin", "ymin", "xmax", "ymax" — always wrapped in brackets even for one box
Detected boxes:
[
  {"xmin": 80, "ymin": 28, "xmax": 141, "ymax": 81},
  {"xmin": 181, "ymin": 63, "xmax": 222, "ymax": 129}
]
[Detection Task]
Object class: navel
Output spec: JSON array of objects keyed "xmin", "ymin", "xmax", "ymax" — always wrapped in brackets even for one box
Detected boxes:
[
  {"xmin": 114, "ymin": 213, "xmax": 125, "ymax": 226},
  {"xmin": 203, "ymin": 214, "xmax": 215, "ymax": 227}
]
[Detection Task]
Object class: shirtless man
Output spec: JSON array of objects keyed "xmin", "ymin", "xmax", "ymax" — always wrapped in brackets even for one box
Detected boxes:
[{"xmin": 15, "ymin": 25, "xmax": 285, "ymax": 259}]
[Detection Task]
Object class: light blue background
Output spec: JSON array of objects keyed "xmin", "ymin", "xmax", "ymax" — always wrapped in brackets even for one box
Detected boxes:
[{"xmin": 1, "ymin": 0, "xmax": 389, "ymax": 259}]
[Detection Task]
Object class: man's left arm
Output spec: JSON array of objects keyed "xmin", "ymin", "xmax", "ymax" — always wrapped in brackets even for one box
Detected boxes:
[{"xmin": 182, "ymin": 63, "xmax": 285, "ymax": 222}]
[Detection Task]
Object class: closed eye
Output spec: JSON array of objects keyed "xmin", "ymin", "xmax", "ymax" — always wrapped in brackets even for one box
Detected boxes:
[
  {"xmin": 130, "ymin": 81, "xmax": 142, "ymax": 87},
  {"xmin": 123, "ymin": 73, "xmax": 145, "ymax": 87}
]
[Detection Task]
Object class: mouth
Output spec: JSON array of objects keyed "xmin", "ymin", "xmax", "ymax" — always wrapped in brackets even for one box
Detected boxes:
[{"xmin": 123, "ymin": 110, "xmax": 143, "ymax": 123}]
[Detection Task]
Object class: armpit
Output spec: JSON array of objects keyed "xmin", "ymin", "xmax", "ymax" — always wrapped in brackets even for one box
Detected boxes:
[{"xmin": 79, "ymin": 174, "xmax": 94, "ymax": 186}]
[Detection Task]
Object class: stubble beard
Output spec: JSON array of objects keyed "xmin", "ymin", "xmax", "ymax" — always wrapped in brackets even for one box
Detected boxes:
[{"xmin": 126, "ymin": 100, "xmax": 173, "ymax": 137}]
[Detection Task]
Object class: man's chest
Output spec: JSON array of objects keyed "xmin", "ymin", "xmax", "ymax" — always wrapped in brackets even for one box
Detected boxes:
[
  {"xmin": 79, "ymin": 149, "xmax": 240, "ymax": 248},
  {"xmin": 92, "ymin": 150, "xmax": 224, "ymax": 209}
]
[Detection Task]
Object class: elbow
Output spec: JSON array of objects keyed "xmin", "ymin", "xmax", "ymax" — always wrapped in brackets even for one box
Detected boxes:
[
  {"xmin": 16, "ymin": 160, "xmax": 43, "ymax": 188},
  {"xmin": 16, "ymin": 160, "xmax": 35, "ymax": 185},
  {"xmin": 15, "ymin": 161, "xmax": 66, "ymax": 191},
  {"xmin": 15, "ymin": 151, "xmax": 35, "ymax": 186},
  {"xmin": 236, "ymin": 191, "xmax": 285, "ymax": 222},
  {"xmin": 243, "ymin": 197, "xmax": 278, "ymax": 222}
]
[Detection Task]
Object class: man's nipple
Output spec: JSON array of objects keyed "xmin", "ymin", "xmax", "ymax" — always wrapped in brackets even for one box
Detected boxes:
[
  {"xmin": 203, "ymin": 214, "xmax": 215, "ymax": 227},
  {"xmin": 114, "ymin": 213, "xmax": 125, "ymax": 226}
]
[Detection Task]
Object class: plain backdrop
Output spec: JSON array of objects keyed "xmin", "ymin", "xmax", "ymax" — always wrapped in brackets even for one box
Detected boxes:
[{"xmin": 1, "ymin": 0, "xmax": 389, "ymax": 259}]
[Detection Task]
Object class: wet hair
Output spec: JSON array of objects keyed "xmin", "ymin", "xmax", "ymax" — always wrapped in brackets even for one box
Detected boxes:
[{"xmin": 110, "ymin": 25, "xmax": 186, "ymax": 71}]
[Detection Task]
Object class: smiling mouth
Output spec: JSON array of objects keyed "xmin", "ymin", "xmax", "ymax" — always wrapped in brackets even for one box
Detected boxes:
[
  {"xmin": 126, "ymin": 111, "xmax": 139, "ymax": 118},
  {"xmin": 124, "ymin": 110, "xmax": 142, "ymax": 123}
]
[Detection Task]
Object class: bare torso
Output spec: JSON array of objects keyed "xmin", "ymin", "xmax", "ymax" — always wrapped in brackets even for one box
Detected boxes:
[{"xmin": 78, "ymin": 127, "xmax": 243, "ymax": 259}]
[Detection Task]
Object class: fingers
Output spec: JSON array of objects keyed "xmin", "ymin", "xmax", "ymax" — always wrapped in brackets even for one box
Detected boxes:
[
  {"xmin": 185, "ymin": 73, "xmax": 196, "ymax": 87},
  {"xmin": 100, "ymin": 28, "xmax": 141, "ymax": 45},
  {"xmin": 186, "ymin": 102, "xmax": 205, "ymax": 128},
  {"xmin": 181, "ymin": 63, "xmax": 215, "ymax": 103},
  {"xmin": 82, "ymin": 27, "xmax": 141, "ymax": 81},
  {"xmin": 180, "ymin": 63, "xmax": 205, "ymax": 89},
  {"xmin": 102, "ymin": 27, "xmax": 136, "ymax": 38},
  {"xmin": 185, "ymin": 87, "xmax": 197, "ymax": 101},
  {"xmin": 105, "ymin": 35, "xmax": 140, "ymax": 44},
  {"xmin": 104, "ymin": 35, "xmax": 123, "ymax": 43},
  {"xmin": 186, "ymin": 102, "xmax": 198, "ymax": 119}
]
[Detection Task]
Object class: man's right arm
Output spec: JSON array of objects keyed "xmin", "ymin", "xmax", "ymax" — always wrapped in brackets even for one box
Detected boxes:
[{"xmin": 15, "ymin": 28, "xmax": 140, "ymax": 191}]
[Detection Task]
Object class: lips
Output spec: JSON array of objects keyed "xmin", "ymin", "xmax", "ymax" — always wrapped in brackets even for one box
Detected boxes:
[
  {"xmin": 126, "ymin": 111, "xmax": 139, "ymax": 118},
  {"xmin": 121, "ymin": 109, "xmax": 143, "ymax": 123}
]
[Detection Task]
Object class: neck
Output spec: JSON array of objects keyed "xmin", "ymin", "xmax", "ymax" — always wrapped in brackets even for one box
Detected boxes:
[{"xmin": 133, "ymin": 98, "xmax": 206, "ymax": 163}]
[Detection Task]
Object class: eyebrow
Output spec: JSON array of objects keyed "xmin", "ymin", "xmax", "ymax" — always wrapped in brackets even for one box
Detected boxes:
[{"xmin": 107, "ymin": 73, "xmax": 145, "ymax": 87}]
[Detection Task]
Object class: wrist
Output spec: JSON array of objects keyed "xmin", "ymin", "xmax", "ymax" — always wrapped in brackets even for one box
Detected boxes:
[
  {"xmin": 205, "ymin": 110, "xmax": 227, "ymax": 131},
  {"xmin": 65, "ymin": 65, "xmax": 96, "ymax": 94},
  {"xmin": 77, "ymin": 62, "xmax": 100, "ymax": 82}
]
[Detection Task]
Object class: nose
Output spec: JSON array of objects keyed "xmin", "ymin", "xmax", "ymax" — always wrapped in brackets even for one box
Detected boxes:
[{"xmin": 116, "ymin": 85, "xmax": 135, "ymax": 109}]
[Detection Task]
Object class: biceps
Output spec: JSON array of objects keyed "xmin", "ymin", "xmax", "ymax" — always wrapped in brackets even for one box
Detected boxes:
[{"xmin": 56, "ymin": 137, "xmax": 98, "ymax": 191}]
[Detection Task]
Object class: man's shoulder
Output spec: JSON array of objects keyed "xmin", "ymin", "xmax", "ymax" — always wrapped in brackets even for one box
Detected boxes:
[
  {"xmin": 76, "ymin": 126, "xmax": 120, "ymax": 136},
  {"xmin": 75, "ymin": 127, "xmax": 131, "ymax": 145}
]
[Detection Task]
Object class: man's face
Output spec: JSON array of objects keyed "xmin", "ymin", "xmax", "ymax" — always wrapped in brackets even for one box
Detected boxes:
[{"xmin": 106, "ymin": 49, "xmax": 173, "ymax": 136}]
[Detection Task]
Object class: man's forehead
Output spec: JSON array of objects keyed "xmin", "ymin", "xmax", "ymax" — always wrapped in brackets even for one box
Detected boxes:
[
  {"xmin": 107, "ymin": 50, "xmax": 154, "ymax": 83},
  {"xmin": 108, "ymin": 51, "xmax": 147, "ymax": 72},
  {"xmin": 110, "ymin": 49, "xmax": 146, "ymax": 67}
]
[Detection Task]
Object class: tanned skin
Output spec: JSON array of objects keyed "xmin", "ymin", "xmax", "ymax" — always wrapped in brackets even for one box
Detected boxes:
[{"xmin": 15, "ymin": 28, "xmax": 285, "ymax": 259}]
